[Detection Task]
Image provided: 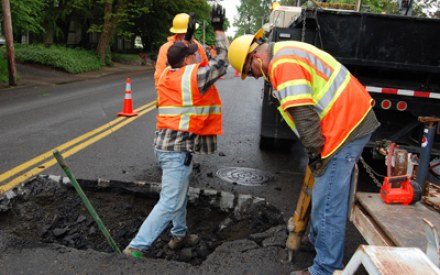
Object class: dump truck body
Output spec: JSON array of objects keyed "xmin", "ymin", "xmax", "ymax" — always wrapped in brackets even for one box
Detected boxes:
[{"xmin": 261, "ymin": 7, "xmax": 440, "ymax": 155}]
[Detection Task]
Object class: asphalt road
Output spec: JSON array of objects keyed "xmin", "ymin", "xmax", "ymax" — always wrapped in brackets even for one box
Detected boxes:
[{"xmin": 0, "ymin": 64, "xmax": 368, "ymax": 274}]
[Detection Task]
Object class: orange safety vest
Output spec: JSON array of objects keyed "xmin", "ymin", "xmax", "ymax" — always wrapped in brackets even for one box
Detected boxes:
[
  {"xmin": 154, "ymin": 35, "xmax": 209, "ymax": 85},
  {"xmin": 156, "ymin": 64, "xmax": 223, "ymax": 135},
  {"xmin": 269, "ymin": 41, "xmax": 373, "ymax": 158}
]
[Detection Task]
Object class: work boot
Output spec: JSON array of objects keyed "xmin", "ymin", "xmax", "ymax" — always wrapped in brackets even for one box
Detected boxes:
[
  {"xmin": 123, "ymin": 246, "xmax": 144, "ymax": 259},
  {"xmin": 290, "ymin": 268, "xmax": 311, "ymax": 275},
  {"xmin": 168, "ymin": 233, "xmax": 199, "ymax": 250}
]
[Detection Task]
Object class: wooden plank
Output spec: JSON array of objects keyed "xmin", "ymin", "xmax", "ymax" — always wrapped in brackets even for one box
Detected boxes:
[
  {"xmin": 356, "ymin": 192, "xmax": 440, "ymax": 250},
  {"xmin": 352, "ymin": 205, "xmax": 394, "ymax": 246}
]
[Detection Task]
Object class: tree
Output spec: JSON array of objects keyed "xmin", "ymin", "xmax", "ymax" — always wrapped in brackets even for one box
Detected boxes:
[
  {"xmin": 416, "ymin": 0, "xmax": 440, "ymax": 18},
  {"xmin": 234, "ymin": 0, "xmax": 271, "ymax": 36},
  {"xmin": 278, "ymin": 0, "xmax": 439, "ymax": 17},
  {"xmin": 131, "ymin": 0, "xmax": 210, "ymax": 54},
  {"xmin": 0, "ymin": 0, "xmax": 45, "ymax": 40},
  {"xmin": 194, "ymin": 17, "xmax": 230, "ymax": 46}
]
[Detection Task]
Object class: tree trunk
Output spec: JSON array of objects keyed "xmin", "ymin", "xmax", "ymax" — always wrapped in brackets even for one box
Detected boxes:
[
  {"xmin": 2, "ymin": 0, "xmax": 16, "ymax": 86},
  {"xmin": 96, "ymin": 0, "xmax": 116, "ymax": 65}
]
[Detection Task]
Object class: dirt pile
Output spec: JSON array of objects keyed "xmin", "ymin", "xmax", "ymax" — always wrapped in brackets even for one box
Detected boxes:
[{"xmin": 0, "ymin": 176, "xmax": 285, "ymax": 266}]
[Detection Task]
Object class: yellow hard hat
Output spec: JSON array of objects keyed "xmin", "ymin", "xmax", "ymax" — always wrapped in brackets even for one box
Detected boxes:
[
  {"xmin": 228, "ymin": 29, "xmax": 265, "ymax": 80},
  {"xmin": 170, "ymin": 13, "xmax": 199, "ymax": 34}
]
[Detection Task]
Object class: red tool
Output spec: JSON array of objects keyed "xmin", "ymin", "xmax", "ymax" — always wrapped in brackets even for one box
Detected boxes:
[
  {"xmin": 380, "ymin": 143, "xmax": 422, "ymax": 205},
  {"xmin": 380, "ymin": 175, "xmax": 421, "ymax": 205}
]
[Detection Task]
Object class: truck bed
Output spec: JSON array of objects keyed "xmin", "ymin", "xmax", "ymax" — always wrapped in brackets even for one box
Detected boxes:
[
  {"xmin": 262, "ymin": 9, "xmax": 440, "ymax": 153},
  {"xmin": 352, "ymin": 192, "xmax": 440, "ymax": 250}
]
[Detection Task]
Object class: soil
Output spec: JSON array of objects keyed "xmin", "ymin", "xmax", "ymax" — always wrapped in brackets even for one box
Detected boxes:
[{"xmin": 0, "ymin": 176, "xmax": 285, "ymax": 266}]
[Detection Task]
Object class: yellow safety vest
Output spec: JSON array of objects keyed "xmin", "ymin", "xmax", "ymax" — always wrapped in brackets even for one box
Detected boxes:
[{"xmin": 269, "ymin": 41, "xmax": 373, "ymax": 158}]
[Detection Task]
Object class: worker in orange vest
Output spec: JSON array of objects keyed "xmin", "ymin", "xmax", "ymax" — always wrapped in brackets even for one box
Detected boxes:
[
  {"xmin": 123, "ymin": 5, "xmax": 229, "ymax": 257},
  {"xmin": 228, "ymin": 31, "xmax": 380, "ymax": 275},
  {"xmin": 154, "ymin": 13, "xmax": 209, "ymax": 86},
  {"xmin": 210, "ymin": 45, "xmax": 217, "ymax": 59}
]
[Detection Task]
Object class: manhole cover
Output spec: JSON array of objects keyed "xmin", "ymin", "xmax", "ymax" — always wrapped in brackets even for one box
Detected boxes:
[{"xmin": 216, "ymin": 167, "xmax": 274, "ymax": 186}]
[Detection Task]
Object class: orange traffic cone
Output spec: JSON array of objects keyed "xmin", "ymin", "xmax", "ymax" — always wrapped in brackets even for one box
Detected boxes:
[
  {"xmin": 117, "ymin": 78, "xmax": 138, "ymax": 117},
  {"xmin": 234, "ymin": 70, "xmax": 240, "ymax": 77}
]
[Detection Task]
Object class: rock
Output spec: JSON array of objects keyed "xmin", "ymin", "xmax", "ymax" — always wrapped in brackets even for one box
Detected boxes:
[
  {"xmin": 53, "ymin": 228, "xmax": 67, "ymax": 237},
  {"xmin": 88, "ymin": 226, "xmax": 97, "ymax": 235},
  {"xmin": 198, "ymin": 242, "xmax": 210, "ymax": 258},
  {"xmin": 76, "ymin": 215, "xmax": 87, "ymax": 224},
  {"xmin": 179, "ymin": 248, "xmax": 193, "ymax": 261},
  {"xmin": 39, "ymin": 225, "xmax": 51, "ymax": 238}
]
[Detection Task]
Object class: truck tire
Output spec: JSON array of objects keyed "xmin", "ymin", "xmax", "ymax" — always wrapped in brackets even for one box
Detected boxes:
[{"xmin": 259, "ymin": 136, "xmax": 277, "ymax": 150}]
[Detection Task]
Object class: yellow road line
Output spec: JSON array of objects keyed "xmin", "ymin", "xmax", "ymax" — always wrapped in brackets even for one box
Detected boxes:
[{"xmin": 0, "ymin": 101, "xmax": 156, "ymax": 193}]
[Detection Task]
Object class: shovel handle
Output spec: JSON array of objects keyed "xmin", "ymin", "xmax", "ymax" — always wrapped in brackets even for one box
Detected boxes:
[{"xmin": 53, "ymin": 150, "xmax": 121, "ymax": 254}]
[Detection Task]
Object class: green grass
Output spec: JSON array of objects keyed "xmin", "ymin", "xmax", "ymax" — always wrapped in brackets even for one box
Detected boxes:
[
  {"xmin": 14, "ymin": 44, "xmax": 102, "ymax": 74},
  {"xmin": 0, "ymin": 48, "xmax": 8, "ymax": 84},
  {"xmin": 112, "ymin": 53, "xmax": 143, "ymax": 65},
  {"xmin": 1, "ymin": 44, "xmax": 144, "ymax": 85}
]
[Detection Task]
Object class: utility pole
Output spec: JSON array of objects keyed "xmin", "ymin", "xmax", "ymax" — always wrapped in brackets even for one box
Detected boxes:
[{"xmin": 2, "ymin": 0, "xmax": 17, "ymax": 86}]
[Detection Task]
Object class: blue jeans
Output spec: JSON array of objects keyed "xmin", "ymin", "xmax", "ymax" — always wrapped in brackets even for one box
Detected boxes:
[
  {"xmin": 308, "ymin": 134, "xmax": 371, "ymax": 275},
  {"xmin": 128, "ymin": 150, "xmax": 193, "ymax": 250}
]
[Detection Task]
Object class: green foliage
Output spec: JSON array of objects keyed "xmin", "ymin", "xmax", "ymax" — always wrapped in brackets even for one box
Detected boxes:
[
  {"xmin": 14, "ymin": 44, "xmax": 102, "ymax": 74},
  {"xmin": 133, "ymin": 0, "xmax": 211, "ymax": 53},
  {"xmin": 0, "ymin": 0, "xmax": 45, "ymax": 37},
  {"xmin": 416, "ymin": 0, "xmax": 440, "ymax": 18},
  {"xmin": 194, "ymin": 17, "xmax": 231, "ymax": 46},
  {"xmin": 279, "ymin": 0, "xmax": 438, "ymax": 16},
  {"xmin": 112, "ymin": 53, "xmax": 143, "ymax": 65},
  {"xmin": 0, "ymin": 48, "xmax": 8, "ymax": 84},
  {"xmin": 234, "ymin": 0, "xmax": 272, "ymax": 36}
]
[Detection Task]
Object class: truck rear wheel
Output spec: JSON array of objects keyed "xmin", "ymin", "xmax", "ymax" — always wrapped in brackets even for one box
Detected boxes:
[
  {"xmin": 259, "ymin": 136, "xmax": 277, "ymax": 150},
  {"xmin": 259, "ymin": 135, "xmax": 295, "ymax": 151}
]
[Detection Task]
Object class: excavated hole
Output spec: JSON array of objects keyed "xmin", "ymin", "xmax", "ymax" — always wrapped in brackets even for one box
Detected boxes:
[{"xmin": 0, "ymin": 176, "xmax": 285, "ymax": 266}]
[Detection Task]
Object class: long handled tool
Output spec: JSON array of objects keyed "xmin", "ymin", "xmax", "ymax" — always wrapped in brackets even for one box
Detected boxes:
[
  {"xmin": 53, "ymin": 150, "xmax": 121, "ymax": 254},
  {"xmin": 286, "ymin": 165, "xmax": 314, "ymax": 262}
]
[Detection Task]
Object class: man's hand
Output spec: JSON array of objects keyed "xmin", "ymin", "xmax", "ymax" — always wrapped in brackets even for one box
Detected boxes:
[
  {"xmin": 184, "ymin": 13, "xmax": 197, "ymax": 42},
  {"xmin": 210, "ymin": 4, "xmax": 225, "ymax": 31},
  {"xmin": 308, "ymin": 153, "xmax": 322, "ymax": 170}
]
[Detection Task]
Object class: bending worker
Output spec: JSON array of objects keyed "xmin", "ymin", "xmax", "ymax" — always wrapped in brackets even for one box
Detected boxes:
[
  {"xmin": 154, "ymin": 12, "xmax": 209, "ymax": 85},
  {"xmin": 228, "ymin": 32, "xmax": 380, "ymax": 275},
  {"xmin": 124, "ymin": 5, "xmax": 228, "ymax": 257}
]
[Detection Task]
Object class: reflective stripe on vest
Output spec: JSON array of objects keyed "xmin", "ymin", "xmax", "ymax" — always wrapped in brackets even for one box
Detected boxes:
[
  {"xmin": 275, "ymin": 47, "xmax": 333, "ymax": 79},
  {"xmin": 180, "ymin": 65, "xmax": 195, "ymax": 130},
  {"xmin": 272, "ymin": 46, "xmax": 350, "ymax": 119},
  {"xmin": 157, "ymin": 63, "xmax": 223, "ymax": 135},
  {"xmin": 270, "ymin": 41, "xmax": 372, "ymax": 158}
]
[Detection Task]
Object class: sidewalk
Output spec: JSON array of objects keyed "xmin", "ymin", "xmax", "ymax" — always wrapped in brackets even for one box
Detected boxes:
[{"xmin": 1, "ymin": 62, "xmax": 152, "ymax": 90}]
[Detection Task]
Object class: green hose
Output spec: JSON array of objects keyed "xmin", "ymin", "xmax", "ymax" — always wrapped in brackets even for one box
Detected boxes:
[{"xmin": 53, "ymin": 150, "xmax": 121, "ymax": 254}]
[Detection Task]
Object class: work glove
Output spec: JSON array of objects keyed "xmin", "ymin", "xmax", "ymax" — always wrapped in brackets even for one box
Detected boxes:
[
  {"xmin": 308, "ymin": 152, "xmax": 324, "ymax": 176},
  {"xmin": 210, "ymin": 4, "xmax": 226, "ymax": 31},
  {"xmin": 184, "ymin": 13, "xmax": 197, "ymax": 42}
]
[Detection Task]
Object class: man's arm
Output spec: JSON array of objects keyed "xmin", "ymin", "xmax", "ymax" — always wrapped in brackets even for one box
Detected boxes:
[
  {"xmin": 154, "ymin": 43, "xmax": 170, "ymax": 85},
  {"xmin": 197, "ymin": 5, "xmax": 229, "ymax": 94},
  {"xmin": 197, "ymin": 32, "xmax": 229, "ymax": 93},
  {"xmin": 288, "ymin": 106, "xmax": 324, "ymax": 167}
]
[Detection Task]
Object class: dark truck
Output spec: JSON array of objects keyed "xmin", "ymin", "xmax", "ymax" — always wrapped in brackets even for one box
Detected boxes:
[{"xmin": 260, "ymin": 5, "xmax": 440, "ymax": 157}]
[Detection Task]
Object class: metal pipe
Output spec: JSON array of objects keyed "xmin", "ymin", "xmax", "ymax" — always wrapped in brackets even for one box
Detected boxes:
[{"xmin": 416, "ymin": 118, "xmax": 439, "ymax": 195}]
